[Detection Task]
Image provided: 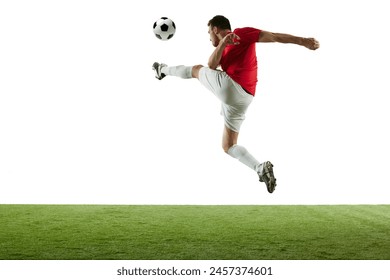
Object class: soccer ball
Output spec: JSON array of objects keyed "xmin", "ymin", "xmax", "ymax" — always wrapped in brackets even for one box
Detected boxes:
[{"xmin": 153, "ymin": 17, "xmax": 176, "ymax": 41}]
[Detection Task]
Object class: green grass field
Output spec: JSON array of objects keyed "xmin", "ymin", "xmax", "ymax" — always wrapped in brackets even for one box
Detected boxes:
[{"xmin": 0, "ymin": 205, "xmax": 389, "ymax": 260}]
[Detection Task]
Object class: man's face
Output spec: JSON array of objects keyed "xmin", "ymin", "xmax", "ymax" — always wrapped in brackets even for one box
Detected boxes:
[{"xmin": 208, "ymin": 25, "xmax": 219, "ymax": 47}]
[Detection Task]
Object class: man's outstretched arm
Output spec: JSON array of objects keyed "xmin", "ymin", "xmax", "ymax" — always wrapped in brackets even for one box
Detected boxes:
[{"xmin": 258, "ymin": 30, "xmax": 319, "ymax": 50}]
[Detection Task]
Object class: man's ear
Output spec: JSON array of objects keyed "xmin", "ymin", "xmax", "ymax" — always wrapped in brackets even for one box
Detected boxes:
[{"xmin": 213, "ymin": 26, "xmax": 219, "ymax": 35}]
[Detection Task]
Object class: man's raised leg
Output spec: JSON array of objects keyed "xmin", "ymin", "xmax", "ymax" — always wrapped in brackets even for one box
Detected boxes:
[
  {"xmin": 161, "ymin": 65, "xmax": 193, "ymax": 79},
  {"xmin": 152, "ymin": 62, "xmax": 204, "ymax": 80},
  {"xmin": 191, "ymin": 65, "xmax": 203, "ymax": 79}
]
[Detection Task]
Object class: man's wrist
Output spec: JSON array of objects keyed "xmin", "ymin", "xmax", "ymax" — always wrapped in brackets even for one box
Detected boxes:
[
  {"xmin": 299, "ymin": 37, "xmax": 307, "ymax": 46},
  {"xmin": 219, "ymin": 39, "xmax": 228, "ymax": 48}
]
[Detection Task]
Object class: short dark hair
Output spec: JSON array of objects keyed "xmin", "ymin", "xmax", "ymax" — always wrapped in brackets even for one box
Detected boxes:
[{"xmin": 208, "ymin": 15, "xmax": 231, "ymax": 30}]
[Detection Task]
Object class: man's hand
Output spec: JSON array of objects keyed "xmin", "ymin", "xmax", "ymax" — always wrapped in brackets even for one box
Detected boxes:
[
  {"xmin": 221, "ymin": 33, "xmax": 241, "ymax": 46},
  {"xmin": 303, "ymin": 38, "xmax": 320, "ymax": 50}
]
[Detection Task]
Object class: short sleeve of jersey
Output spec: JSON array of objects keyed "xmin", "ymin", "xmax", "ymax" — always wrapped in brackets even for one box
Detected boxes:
[{"xmin": 235, "ymin": 27, "xmax": 261, "ymax": 45}]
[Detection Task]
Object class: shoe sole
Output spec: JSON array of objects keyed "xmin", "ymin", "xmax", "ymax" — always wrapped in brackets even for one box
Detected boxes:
[
  {"xmin": 152, "ymin": 62, "xmax": 165, "ymax": 80},
  {"xmin": 263, "ymin": 161, "xmax": 277, "ymax": 193}
]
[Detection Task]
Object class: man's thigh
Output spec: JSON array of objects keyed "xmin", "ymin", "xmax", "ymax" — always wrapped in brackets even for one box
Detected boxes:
[{"xmin": 198, "ymin": 67, "xmax": 229, "ymax": 101}]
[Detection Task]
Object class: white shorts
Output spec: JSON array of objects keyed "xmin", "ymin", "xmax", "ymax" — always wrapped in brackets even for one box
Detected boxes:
[{"xmin": 198, "ymin": 67, "xmax": 253, "ymax": 132}]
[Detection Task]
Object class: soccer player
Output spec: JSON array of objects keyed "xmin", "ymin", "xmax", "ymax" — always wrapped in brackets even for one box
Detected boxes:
[{"xmin": 152, "ymin": 15, "xmax": 319, "ymax": 193}]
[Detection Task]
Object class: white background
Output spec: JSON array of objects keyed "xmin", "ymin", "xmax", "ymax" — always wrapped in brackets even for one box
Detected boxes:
[{"xmin": 1, "ymin": 0, "xmax": 389, "ymax": 205}]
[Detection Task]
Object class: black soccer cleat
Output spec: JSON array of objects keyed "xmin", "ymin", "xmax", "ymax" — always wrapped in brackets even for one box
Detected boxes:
[
  {"xmin": 258, "ymin": 161, "xmax": 277, "ymax": 193},
  {"xmin": 152, "ymin": 62, "xmax": 167, "ymax": 80}
]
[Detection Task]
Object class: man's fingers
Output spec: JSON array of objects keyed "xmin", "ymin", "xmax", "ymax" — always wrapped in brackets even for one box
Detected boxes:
[
  {"xmin": 228, "ymin": 33, "xmax": 240, "ymax": 45},
  {"xmin": 309, "ymin": 38, "xmax": 320, "ymax": 50},
  {"xmin": 314, "ymin": 39, "xmax": 320, "ymax": 49}
]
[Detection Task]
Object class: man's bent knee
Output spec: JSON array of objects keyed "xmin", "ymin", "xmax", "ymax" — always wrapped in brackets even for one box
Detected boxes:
[
  {"xmin": 192, "ymin": 65, "xmax": 203, "ymax": 79},
  {"xmin": 222, "ymin": 138, "xmax": 237, "ymax": 154},
  {"xmin": 222, "ymin": 126, "xmax": 239, "ymax": 153},
  {"xmin": 223, "ymin": 144, "xmax": 233, "ymax": 154}
]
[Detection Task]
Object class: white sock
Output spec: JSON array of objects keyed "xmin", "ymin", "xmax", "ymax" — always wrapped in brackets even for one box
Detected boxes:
[
  {"xmin": 227, "ymin": 144, "xmax": 263, "ymax": 174},
  {"xmin": 161, "ymin": 65, "xmax": 193, "ymax": 79}
]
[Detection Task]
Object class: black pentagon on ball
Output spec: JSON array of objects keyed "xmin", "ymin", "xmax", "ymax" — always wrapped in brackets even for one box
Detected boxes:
[
  {"xmin": 153, "ymin": 22, "xmax": 157, "ymax": 29},
  {"xmin": 161, "ymin": 17, "xmax": 168, "ymax": 20},
  {"xmin": 172, "ymin": 21, "xmax": 176, "ymax": 29},
  {"xmin": 167, "ymin": 34, "xmax": 174, "ymax": 40},
  {"xmin": 160, "ymin": 23, "xmax": 169, "ymax": 32},
  {"xmin": 155, "ymin": 34, "xmax": 162, "ymax": 39}
]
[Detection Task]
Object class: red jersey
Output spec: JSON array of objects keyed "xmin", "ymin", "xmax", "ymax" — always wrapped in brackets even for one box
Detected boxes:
[{"xmin": 220, "ymin": 27, "xmax": 261, "ymax": 96}]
